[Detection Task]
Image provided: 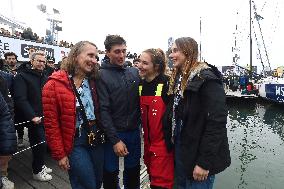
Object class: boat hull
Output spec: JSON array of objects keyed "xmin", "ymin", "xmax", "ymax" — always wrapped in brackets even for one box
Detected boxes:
[{"xmin": 259, "ymin": 83, "xmax": 284, "ymax": 103}]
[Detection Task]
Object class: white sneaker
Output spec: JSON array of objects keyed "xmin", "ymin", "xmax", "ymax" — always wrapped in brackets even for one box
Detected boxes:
[
  {"xmin": 42, "ymin": 165, "xmax": 53, "ymax": 173},
  {"xmin": 33, "ymin": 170, "xmax": 52, "ymax": 181},
  {"xmin": 1, "ymin": 176, "xmax": 14, "ymax": 189},
  {"xmin": 17, "ymin": 139, "xmax": 24, "ymax": 148}
]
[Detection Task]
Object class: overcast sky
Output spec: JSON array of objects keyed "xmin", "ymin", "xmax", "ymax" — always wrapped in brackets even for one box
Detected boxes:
[{"xmin": 1, "ymin": 0, "xmax": 283, "ymax": 69}]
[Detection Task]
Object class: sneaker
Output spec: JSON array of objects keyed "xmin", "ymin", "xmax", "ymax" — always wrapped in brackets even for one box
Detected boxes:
[
  {"xmin": 17, "ymin": 138, "xmax": 24, "ymax": 148},
  {"xmin": 1, "ymin": 176, "xmax": 14, "ymax": 189},
  {"xmin": 42, "ymin": 165, "xmax": 52, "ymax": 173},
  {"xmin": 33, "ymin": 170, "xmax": 52, "ymax": 181}
]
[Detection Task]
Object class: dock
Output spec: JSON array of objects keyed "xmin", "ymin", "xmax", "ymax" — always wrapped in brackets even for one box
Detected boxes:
[
  {"xmin": 7, "ymin": 128, "xmax": 71, "ymax": 189},
  {"xmin": 7, "ymin": 128, "xmax": 149, "ymax": 189},
  {"xmin": 225, "ymin": 90, "xmax": 258, "ymax": 99}
]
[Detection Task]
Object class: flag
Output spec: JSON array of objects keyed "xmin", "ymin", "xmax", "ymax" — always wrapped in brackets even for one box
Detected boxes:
[
  {"xmin": 37, "ymin": 4, "xmax": 46, "ymax": 13},
  {"xmin": 53, "ymin": 8, "xmax": 60, "ymax": 14}
]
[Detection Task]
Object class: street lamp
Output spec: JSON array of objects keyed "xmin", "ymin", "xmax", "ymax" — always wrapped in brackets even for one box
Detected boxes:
[{"xmin": 37, "ymin": 4, "xmax": 62, "ymax": 45}]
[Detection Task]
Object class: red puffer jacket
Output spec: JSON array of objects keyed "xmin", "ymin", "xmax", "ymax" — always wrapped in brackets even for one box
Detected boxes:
[
  {"xmin": 42, "ymin": 71, "xmax": 76, "ymax": 161},
  {"xmin": 42, "ymin": 70, "xmax": 101, "ymax": 161}
]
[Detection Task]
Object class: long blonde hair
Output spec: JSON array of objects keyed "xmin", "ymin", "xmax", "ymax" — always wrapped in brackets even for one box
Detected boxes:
[{"xmin": 168, "ymin": 37, "xmax": 199, "ymax": 95}]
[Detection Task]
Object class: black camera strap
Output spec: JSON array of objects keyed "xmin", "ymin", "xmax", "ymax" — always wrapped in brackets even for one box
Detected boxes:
[{"xmin": 70, "ymin": 77, "xmax": 91, "ymax": 132}]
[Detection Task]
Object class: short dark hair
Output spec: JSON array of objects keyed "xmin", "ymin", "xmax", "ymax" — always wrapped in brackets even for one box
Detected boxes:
[
  {"xmin": 133, "ymin": 58, "xmax": 140, "ymax": 63},
  {"xmin": 4, "ymin": 52, "xmax": 18, "ymax": 60},
  {"xmin": 104, "ymin": 35, "xmax": 126, "ymax": 52}
]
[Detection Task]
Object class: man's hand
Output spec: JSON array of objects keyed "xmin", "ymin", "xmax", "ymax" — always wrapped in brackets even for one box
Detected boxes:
[
  {"xmin": 193, "ymin": 165, "xmax": 209, "ymax": 181},
  {"xmin": 58, "ymin": 156, "xmax": 70, "ymax": 171},
  {"xmin": 113, "ymin": 140, "xmax": 129, "ymax": 157},
  {"xmin": 31, "ymin": 116, "xmax": 42, "ymax": 124}
]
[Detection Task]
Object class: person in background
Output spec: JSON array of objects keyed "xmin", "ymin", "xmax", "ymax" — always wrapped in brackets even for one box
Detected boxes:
[
  {"xmin": 138, "ymin": 48, "xmax": 174, "ymax": 189},
  {"xmin": 96, "ymin": 35, "xmax": 141, "ymax": 189},
  {"xmin": 164, "ymin": 37, "xmax": 231, "ymax": 189},
  {"xmin": 0, "ymin": 75, "xmax": 16, "ymax": 189},
  {"xmin": 13, "ymin": 51, "xmax": 52, "ymax": 182},
  {"xmin": 42, "ymin": 41, "xmax": 104, "ymax": 189},
  {"xmin": 3, "ymin": 52, "xmax": 18, "ymax": 75},
  {"xmin": 16, "ymin": 47, "xmax": 35, "ymax": 72},
  {"xmin": 59, "ymin": 56, "xmax": 68, "ymax": 70},
  {"xmin": 132, "ymin": 58, "xmax": 140, "ymax": 69},
  {"xmin": 44, "ymin": 56, "xmax": 56, "ymax": 77},
  {"xmin": 2, "ymin": 51, "xmax": 25, "ymax": 149},
  {"xmin": 13, "ymin": 47, "xmax": 37, "ymax": 147}
]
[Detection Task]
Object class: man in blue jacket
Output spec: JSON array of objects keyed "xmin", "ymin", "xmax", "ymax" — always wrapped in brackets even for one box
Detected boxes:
[
  {"xmin": 97, "ymin": 35, "xmax": 141, "ymax": 189},
  {"xmin": 0, "ymin": 91, "xmax": 16, "ymax": 189}
]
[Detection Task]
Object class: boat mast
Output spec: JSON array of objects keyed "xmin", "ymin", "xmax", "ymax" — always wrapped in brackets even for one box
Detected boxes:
[
  {"xmin": 199, "ymin": 17, "xmax": 202, "ymax": 62},
  {"xmin": 249, "ymin": 0, "xmax": 253, "ymax": 78}
]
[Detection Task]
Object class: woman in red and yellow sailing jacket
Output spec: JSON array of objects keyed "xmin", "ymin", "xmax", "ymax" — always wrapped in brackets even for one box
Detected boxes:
[{"xmin": 138, "ymin": 48, "xmax": 174, "ymax": 189}]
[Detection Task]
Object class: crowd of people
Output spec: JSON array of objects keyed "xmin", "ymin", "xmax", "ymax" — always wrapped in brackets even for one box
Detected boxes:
[
  {"xmin": 0, "ymin": 27, "xmax": 73, "ymax": 48},
  {"xmin": 0, "ymin": 35, "xmax": 231, "ymax": 189}
]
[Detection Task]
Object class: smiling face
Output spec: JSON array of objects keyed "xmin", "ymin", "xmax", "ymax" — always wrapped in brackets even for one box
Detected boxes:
[
  {"xmin": 106, "ymin": 44, "xmax": 127, "ymax": 66},
  {"xmin": 138, "ymin": 52, "xmax": 158, "ymax": 80},
  {"xmin": 75, "ymin": 44, "xmax": 98, "ymax": 75},
  {"xmin": 169, "ymin": 42, "xmax": 187, "ymax": 70}
]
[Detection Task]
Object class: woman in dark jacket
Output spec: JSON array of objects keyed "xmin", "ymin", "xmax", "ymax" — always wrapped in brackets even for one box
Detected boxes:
[
  {"xmin": 164, "ymin": 37, "xmax": 231, "ymax": 189},
  {"xmin": 0, "ymin": 91, "xmax": 16, "ymax": 189}
]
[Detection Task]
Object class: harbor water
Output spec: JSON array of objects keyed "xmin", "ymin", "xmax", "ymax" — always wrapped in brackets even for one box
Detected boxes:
[{"xmin": 215, "ymin": 100, "xmax": 284, "ymax": 189}]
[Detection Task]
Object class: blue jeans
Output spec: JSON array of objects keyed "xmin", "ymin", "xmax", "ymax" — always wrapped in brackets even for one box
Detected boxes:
[
  {"xmin": 68, "ymin": 128, "xmax": 104, "ymax": 189},
  {"xmin": 104, "ymin": 128, "xmax": 141, "ymax": 189},
  {"xmin": 174, "ymin": 121, "xmax": 215, "ymax": 189}
]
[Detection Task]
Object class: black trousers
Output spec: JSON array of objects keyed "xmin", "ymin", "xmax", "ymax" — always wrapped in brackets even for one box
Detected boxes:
[{"xmin": 28, "ymin": 124, "xmax": 47, "ymax": 174}]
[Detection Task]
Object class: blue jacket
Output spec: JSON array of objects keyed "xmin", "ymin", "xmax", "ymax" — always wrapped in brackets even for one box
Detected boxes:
[
  {"xmin": 0, "ymin": 91, "xmax": 17, "ymax": 155},
  {"xmin": 0, "ymin": 70, "xmax": 14, "ymax": 92},
  {"xmin": 96, "ymin": 58, "xmax": 141, "ymax": 144}
]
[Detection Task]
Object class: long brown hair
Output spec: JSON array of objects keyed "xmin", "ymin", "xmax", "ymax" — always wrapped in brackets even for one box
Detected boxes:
[
  {"xmin": 168, "ymin": 37, "xmax": 199, "ymax": 95},
  {"xmin": 66, "ymin": 41, "xmax": 99, "ymax": 79}
]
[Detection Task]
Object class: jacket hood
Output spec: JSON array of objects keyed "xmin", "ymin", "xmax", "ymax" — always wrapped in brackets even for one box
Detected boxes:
[{"xmin": 186, "ymin": 62, "xmax": 223, "ymax": 92}]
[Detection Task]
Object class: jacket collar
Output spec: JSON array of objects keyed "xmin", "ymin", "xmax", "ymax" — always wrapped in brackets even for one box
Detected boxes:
[{"xmin": 186, "ymin": 63, "xmax": 222, "ymax": 92}]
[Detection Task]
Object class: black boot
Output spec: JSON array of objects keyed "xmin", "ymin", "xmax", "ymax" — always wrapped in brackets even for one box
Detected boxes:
[
  {"xmin": 124, "ymin": 164, "xmax": 140, "ymax": 189},
  {"xmin": 103, "ymin": 170, "xmax": 119, "ymax": 189}
]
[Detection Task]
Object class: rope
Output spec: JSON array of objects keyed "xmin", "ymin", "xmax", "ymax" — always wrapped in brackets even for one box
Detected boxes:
[
  {"xmin": 12, "ymin": 141, "xmax": 46, "ymax": 156},
  {"xmin": 12, "ymin": 116, "xmax": 46, "ymax": 156},
  {"xmin": 14, "ymin": 116, "xmax": 44, "ymax": 126}
]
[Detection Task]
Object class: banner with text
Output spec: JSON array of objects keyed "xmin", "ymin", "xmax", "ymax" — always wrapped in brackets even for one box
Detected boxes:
[{"xmin": 0, "ymin": 35, "xmax": 70, "ymax": 63}]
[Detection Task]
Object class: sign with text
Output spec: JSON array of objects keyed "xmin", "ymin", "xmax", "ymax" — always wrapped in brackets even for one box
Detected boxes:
[{"xmin": 0, "ymin": 35, "xmax": 70, "ymax": 63}]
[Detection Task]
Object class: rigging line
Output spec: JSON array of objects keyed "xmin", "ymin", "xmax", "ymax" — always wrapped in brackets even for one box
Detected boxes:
[
  {"xmin": 252, "ymin": 20, "xmax": 265, "ymax": 71},
  {"xmin": 12, "ymin": 141, "xmax": 46, "ymax": 156},
  {"xmin": 252, "ymin": 0, "xmax": 271, "ymax": 71}
]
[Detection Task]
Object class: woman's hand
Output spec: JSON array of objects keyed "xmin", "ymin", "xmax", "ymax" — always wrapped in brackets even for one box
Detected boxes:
[
  {"xmin": 58, "ymin": 156, "xmax": 70, "ymax": 171},
  {"xmin": 193, "ymin": 165, "xmax": 209, "ymax": 181}
]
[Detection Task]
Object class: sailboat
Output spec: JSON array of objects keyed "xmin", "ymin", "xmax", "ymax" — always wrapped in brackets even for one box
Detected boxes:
[
  {"xmin": 232, "ymin": 0, "xmax": 284, "ymax": 104},
  {"xmin": 250, "ymin": 0, "xmax": 284, "ymax": 104},
  {"xmin": 257, "ymin": 76, "xmax": 284, "ymax": 103}
]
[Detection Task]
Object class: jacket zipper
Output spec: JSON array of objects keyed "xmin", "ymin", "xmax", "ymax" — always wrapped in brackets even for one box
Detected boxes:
[{"xmin": 146, "ymin": 105, "xmax": 151, "ymax": 144}]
